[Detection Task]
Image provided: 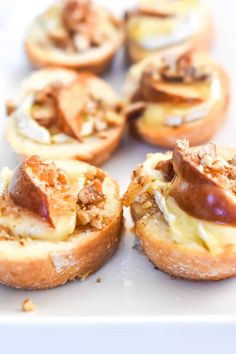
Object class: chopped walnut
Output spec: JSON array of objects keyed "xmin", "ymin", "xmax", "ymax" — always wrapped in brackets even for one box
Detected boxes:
[
  {"xmin": 230, "ymin": 166, "xmax": 236, "ymax": 179},
  {"xmin": 232, "ymin": 156, "xmax": 236, "ymax": 166},
  {"xmin": 200, "ymin": 154, "xmax": 213, "ymax": 167},
  {"xmin": 73, "ymin": 32, "xmax": 90, "ymax": 51},
  {"xmin": 90, "ymin": 216, "xmax": 103, "ymax": 229},
  {"xmin": 142, "ymin": 200, "xmax": 152, "ymax": 209},
  {"xmin": 62, "ymin": 0, "xmax": 93, "ymax": 33},
  {"xmin": 21, "ymin": 299, "xmax": 36, "ymax": 312},
  {"xmin": 78, "ymin": 185, "xmax": 105, "ymax": 205},
  {"xmin": 176, "ymin": 138, "xmax": 189, "ymax": 151},
  {"xmin": 48, "ymin": 27, "xmax": 70, "ymax": 49},
  {"xmin": 160, "ymin": 54, "xmax": 210, "ymax": 83}
]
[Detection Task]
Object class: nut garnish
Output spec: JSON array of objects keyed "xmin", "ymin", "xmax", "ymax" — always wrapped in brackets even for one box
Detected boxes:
[
  {"xmin": 160, "ymin": 54, "xmax": 210, "ymax": 83},
  {"xmin": 76, "ymin": 168, "xmax": 106, "ymax": 229}
]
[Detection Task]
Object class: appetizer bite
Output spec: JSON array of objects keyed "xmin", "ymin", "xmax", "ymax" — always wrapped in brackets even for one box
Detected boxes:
[
  {"xmin": 25, "ymin": 0, "xmax": 124, "ymax": 73},
  {"xmin": 123, "ymin": 139, "xmax": 236, "ymax": 281},
  {"xmin": 124, "ymin": 51, "xmax": 229, "ymax": 148},
  {"xmin": 6, "ymin": 68, "xmax": 125, "ymax": 165},
  {"xmin": 125, "ymin": 0, "xmax": 213, "ymax": 63},
  {"xmin": 0, "ymin": 155, "xmax": 123, "ymax": 289}
]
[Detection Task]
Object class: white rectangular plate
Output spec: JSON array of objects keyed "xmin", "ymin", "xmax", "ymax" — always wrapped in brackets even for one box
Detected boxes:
[{"xmin": 0, "ymin": 0, "xmax": 236, "ymax": 352}]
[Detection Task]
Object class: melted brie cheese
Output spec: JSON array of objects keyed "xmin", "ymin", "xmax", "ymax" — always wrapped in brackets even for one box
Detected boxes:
[{"xmin": 13, "ymin": 95, "xmax": 51, "ymax": 144}]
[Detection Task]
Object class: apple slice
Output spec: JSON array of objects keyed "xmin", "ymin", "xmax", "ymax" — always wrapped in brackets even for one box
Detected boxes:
[
  {"xmin": 170, "ymin": 139, "xmax": 236, "ymax": 225},
  {"xmin": 56, "ymin": 79, "xmax": 87, "ymax": 141},
  {"xmin": 9, "ymin": 155, "xmax": 75, "ymax": 227}
]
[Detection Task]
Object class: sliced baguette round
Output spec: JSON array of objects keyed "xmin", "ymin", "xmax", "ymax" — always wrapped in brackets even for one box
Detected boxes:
[
  {"xmin": 25, "ymin": 4, "xmax": 124, "ymax": 74},
  {"xmin": 0, "ymin": 159, "xmax": 123, "ymax": 289},
  {"xmin": 5, "ymin": 68, "xmax": 126, "ymax": 166},
  {"xmin": 126, "ymin": 145, "xmax": 236, "ymax": 281},
  {"xmin": 125, "ymin": 53, "xmax": 230, "ymax": 148}
]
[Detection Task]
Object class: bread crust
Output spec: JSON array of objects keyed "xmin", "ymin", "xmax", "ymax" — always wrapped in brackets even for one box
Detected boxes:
[
  {"xmin": 129, "ymin": 60, "xmax": 230, "ymax": 148},
  {"xmin": 126, "ymin": 6, "xmax": 213, "ymax": 63},
  {"xmin": 132, "ymin": 207, "xmax": 236, "ymax": 281},
  {"xmin": 25, "ymin": 6, "xmax": 124, "ymax": 74},
  {"xmin": 0, "ymin": 161, "xmax": 123, "ymax": 289},
  {"xmin": 5, "ymin": 68, "xmax": 126, "ymax": 165},
  {"xmin": 0, "ymin": 212, "xmax": 123, "ymax": 289}
]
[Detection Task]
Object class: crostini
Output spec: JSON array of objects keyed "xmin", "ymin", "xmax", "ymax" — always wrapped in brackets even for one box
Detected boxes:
[
  {"xmin": 125, "ymin": 0, "xmax": 213, "ymax": 63},
  {"xmin": 124, "ymin": 51, "xmax": 229, "ymax": 148},
  {"xmin": 6, "ymin": 68, "xmax": 125, "ymax": 165},
  {"xmin": 123, "ymin": 138, "xmax": 236, "ymax": 281},
  {"xmin": 25, "ymin": 0, "xmax": 124, "ymax": 73},
  {"xmin": 0, "ymin": 155, "xmax": 123, "ymax": 289}
]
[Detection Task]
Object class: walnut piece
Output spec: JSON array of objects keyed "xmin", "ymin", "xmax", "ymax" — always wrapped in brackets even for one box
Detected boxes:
[
  {"xmin": 78, "ymin": 185, "xmax": 105, "ymax": 205},
  {"xmin": 160, "ymin": 54, "xmax": 210, "ymax": 83}
]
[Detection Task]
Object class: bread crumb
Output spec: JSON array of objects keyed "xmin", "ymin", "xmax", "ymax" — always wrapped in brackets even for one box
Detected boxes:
[
  {"xmin": 21, "ymin": 299, "xmax": 36, "ymax": 312},
  {"xmin": 96, "ymin": 277, "xmax": 101, "ymax": 283}
]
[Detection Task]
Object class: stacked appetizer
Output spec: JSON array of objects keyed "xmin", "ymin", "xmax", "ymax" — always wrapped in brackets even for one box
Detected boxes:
[
  {"xmin": 6, "ymin": 68, "xmax": 125, "ymax": 165},
  {"xmin": 25, "ymin": 0, "xmax": 124, "ymax": 73},
  {"xmin": 125, "ymin": 50, "xmax": 229, "ymax": 147},
  {"xmin": 0, "ymin": 156, "xmax": 123, "ymax": 289},
  {"xmin": 125, "ymin": 0, "xmax": 212, "ymax": 63},
  {"xmin": 123, "ymin": 139, "xmax": 236, "ymax": 280}
]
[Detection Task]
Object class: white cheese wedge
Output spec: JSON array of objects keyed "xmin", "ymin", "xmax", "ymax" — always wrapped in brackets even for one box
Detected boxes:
[
  {"xmin": 13, "ymin": 95, "xmax": 51, "ymax": 144},
  {"xmin": 140, "ymin": 11, "xmax": 200, "ymax": 50}
]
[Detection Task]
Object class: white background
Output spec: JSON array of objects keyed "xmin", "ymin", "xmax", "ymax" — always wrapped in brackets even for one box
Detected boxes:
[{"xmin": 0, "ymin": 0, "xmax": 236, "ymax": 352}]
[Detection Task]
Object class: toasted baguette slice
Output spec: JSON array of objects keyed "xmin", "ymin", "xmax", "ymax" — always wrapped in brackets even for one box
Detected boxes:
[
  {"xmin": 25, "ymin": 3, "xmax": 124, "ymax": 74},
  {"xmin": 5, "ymin": 68, "xmax": 126, "ymax": 165},
  {"xmin": 124, "ymin": 141, "xmax": 236, "ymax": 281},
  {"xmin": 125, "ymin": 52, "xmax": 229, "ymax": 148},
  {"xmin": 0, "ymin": 159, "xmax": 123, "ymax": 289},
  {"xmin": 132, "ymin": 206, "xmax": 236, "ymax": 281},
  {"xmin": 126, "ymin": 1, "xmax": 213, "ymax": 63}
]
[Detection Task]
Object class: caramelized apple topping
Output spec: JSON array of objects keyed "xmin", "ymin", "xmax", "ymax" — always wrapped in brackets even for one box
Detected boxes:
[
  {"xmin": 131, "ymin": 53, "xmax": 211, "ymax": 106},
  {"xmin": 56, "ymin": 79, "xmax": 123, "ymax": 140},
  {"xmin": 160, "ymin": 54, "xmax": 210, "ymax": 84},
  {"xmin": 76, "ymin": 167, "xmax": 106, "ymax": 229},
  {"xmin": 169, "ymin": 139, "xmax": 236, "ymax": 225},
  {"xmin": 31, "ymin": 85, "xmax": 59, "ymax": 128},
  {"xmin": 9, "ymin": 156, "xmax": 75, "ymax": 227},
  {"xmin": 62, "ymin": 0, "xmax": 93, "ymax": 33},
  {"xmin": 155, "ymin": 159, "xmax": 174, "ymax": 182}
]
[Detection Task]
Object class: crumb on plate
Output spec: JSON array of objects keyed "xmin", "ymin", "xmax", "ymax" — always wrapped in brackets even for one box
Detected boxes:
[{"xmin": 21, "ymin": 298, "xmax": 36, "ymax": 312}]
